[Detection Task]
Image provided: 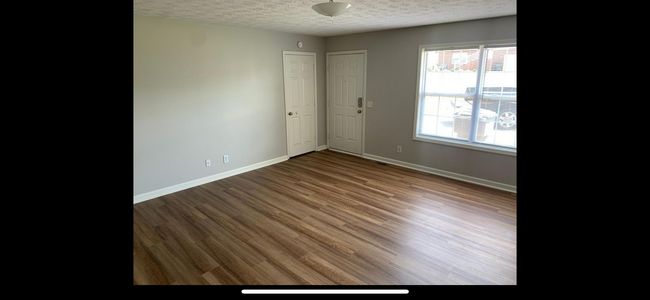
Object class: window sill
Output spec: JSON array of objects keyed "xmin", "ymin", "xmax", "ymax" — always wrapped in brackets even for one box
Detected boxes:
[{"xmin": 413, "ymin": 134, "xmax": 516, "ymax": 156}]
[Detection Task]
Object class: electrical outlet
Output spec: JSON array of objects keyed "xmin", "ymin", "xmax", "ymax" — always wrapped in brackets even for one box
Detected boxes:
[
  {"xmin": 223, "ymin": 155, "xmax": 229, "ymax": 163},
  {"xmin": 397, "ymin": 146, "xmax": 402, "ymax": 153},
  {"xmin": 205, "ymin": 159, "xmax": 211, "ymax": 167}
]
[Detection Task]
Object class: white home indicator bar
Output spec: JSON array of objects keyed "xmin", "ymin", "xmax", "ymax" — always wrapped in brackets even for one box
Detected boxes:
[{"xmin": 242, "ymin": 290, "xmax": 409, "ymax": 294}]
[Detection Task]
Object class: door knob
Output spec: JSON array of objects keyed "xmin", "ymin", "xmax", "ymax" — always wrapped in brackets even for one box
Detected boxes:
[
  {"xmin": 288, "ymin": 112, "xmax": 293, "ymax": 115},
  {"xmin": 357, "ymin": 109, "xmax": 362, "ymax": 113}
]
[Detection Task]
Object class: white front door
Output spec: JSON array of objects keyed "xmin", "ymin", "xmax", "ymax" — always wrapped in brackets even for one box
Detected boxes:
[
  {"xmin": 328, "ymin": 53, "xmax": 364, "ymax": 154},
  {"xmin": 283, "ymin": 52, "xmax": 317, "ymax": 157}
]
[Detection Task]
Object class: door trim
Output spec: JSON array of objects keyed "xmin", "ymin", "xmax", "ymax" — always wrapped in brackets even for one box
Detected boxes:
[
  {"xmin": 326, "ymin": 50, "xmax": 368, "ymax": 155},
  {"xmin": 282, "ymin": 51, "xmax": 318, "ymax": 158}
]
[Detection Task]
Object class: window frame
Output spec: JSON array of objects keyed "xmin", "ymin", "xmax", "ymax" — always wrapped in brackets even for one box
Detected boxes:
[{"xmin": 412, "ymin": 40, "xmax": 517, "ymax": 156}]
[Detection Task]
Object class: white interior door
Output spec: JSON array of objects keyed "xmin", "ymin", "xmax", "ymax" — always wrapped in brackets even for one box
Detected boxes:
[
  {"xmin": 283, "ymin": 52, "xmax": 317, "ymax": 157},
  {"xmin": 328, "ymin": 53, "xmax": 364, "ymax": 154}
]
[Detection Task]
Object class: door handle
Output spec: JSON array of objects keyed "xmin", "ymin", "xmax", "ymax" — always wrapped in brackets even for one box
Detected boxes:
[
  {"xmin": 357, "ymin": 109, "xmax": 362, "ymax": 113},
  {"xmin": 288, "ymin": 112, "xmax": 293, "ymax": 115},
  {"xmin": 358, "ymin": 97, "xmax": 362, "ymax": 108}
]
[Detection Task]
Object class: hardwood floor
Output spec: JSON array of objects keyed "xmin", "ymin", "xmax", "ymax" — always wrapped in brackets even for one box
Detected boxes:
[{"xmin": 133, "ymin": 150, "xmax": 516, "ymax": 285}]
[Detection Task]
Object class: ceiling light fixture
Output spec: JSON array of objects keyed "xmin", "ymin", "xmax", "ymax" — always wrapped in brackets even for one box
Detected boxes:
[{"xmin": 312, "ymin": 0, "xmax": 352, "ymax": 17}]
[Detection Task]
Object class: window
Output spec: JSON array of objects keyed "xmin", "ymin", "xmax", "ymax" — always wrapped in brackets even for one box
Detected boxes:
[{"xmin": 414, "ymin": 42, "xmax": 516, "ymax": 155}]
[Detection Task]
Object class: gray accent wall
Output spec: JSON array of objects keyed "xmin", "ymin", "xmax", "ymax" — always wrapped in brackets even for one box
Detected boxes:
[
  {"xmin": 325, "ymin": 16, "xmax": 516, "ymax": 186},
  {"xmin": 134, "ymin": 15, "xmax": 516, "ymax": 197},
  {"xmin": 134, "ymin": 15, "xmax": 326, "ymax": 196}
]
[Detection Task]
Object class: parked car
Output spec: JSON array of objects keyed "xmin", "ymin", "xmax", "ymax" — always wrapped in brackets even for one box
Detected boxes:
[{"xmin": 456, "ymin": 87, "xmax": 517, "ymax": 130}]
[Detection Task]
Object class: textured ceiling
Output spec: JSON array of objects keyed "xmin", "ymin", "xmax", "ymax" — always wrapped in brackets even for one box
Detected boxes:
[{"xmin": 133, "ymin": 0, "xmax": 516, "ymax": 37}]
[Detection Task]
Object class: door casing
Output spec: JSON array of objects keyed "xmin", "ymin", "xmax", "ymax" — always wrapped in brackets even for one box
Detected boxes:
[{"xmin": 326, "ymin": 50, "xmax": 368, "ymax": 156}]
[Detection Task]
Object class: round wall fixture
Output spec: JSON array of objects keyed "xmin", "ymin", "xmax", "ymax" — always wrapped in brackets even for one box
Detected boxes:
[{"xmin": 297, "ymin": 41, "xmax": 303, "ymax": 48}]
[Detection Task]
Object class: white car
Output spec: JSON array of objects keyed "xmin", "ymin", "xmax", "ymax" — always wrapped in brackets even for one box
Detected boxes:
[{"xmin": 456, "ymin": 87, "xmax": 517, "ymax": 130}]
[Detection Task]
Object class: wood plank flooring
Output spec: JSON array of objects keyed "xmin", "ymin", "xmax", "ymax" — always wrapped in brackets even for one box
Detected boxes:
[{"xmin": 133, "ymin": 150, "xmax": 516, "ymax": 285}]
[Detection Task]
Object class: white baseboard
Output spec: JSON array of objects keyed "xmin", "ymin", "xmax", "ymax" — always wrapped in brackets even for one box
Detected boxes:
[
  {"xmin": 362, "ymin": 153, "xmax": 516, "ymax": 193},
  {"xmin": 328, "ymin": 147, "xmax": 364, "ymax": 158},
  {"xmin": 133, "ymin": 155, "xmax": 288, "ymax": 204},
  {"xmin": 134, "ymin": 151, "xmax": 514, "ymax": 205}
]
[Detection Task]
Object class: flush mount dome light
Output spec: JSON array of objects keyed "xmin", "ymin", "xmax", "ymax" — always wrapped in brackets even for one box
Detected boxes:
[{"xmin": 312, "ymin": 0, "xmax": 352, "ymax": 17}]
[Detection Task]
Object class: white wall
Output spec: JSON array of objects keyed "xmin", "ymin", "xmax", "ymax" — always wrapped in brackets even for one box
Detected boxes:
[{"xmin": 134, "ymin": 15, "xmax": 325, "ymax": 196}]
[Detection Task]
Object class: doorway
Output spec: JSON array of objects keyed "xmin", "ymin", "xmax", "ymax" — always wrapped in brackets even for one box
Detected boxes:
[
  {"xmin": 327, "ymin": 50, "xmax": 367, "ymax": 155},
  {"xmin": 282, "ymin": 51, "xmax": 318, "ymax": 157}
]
